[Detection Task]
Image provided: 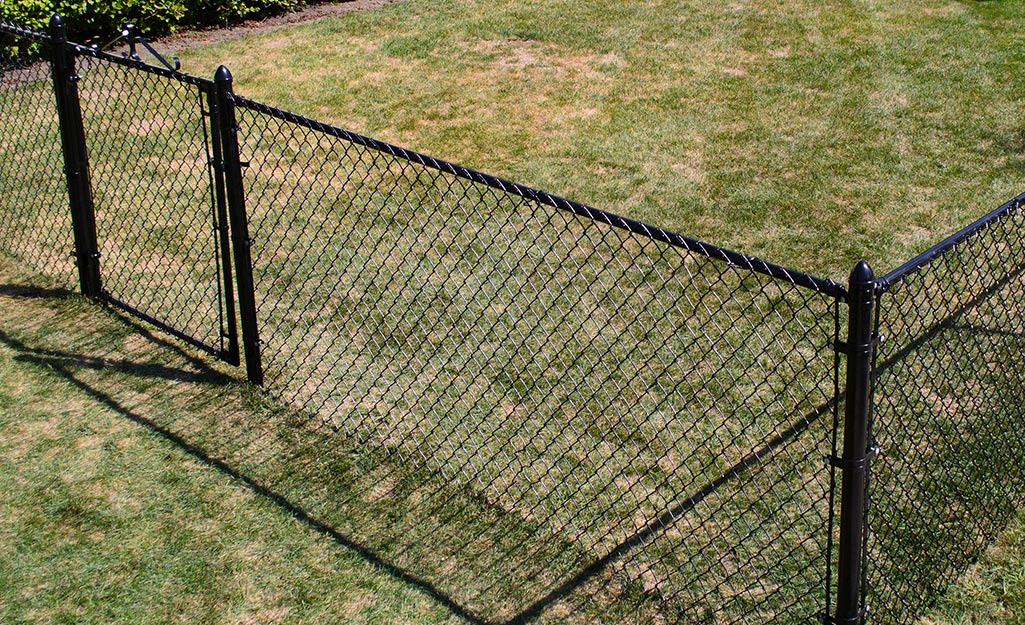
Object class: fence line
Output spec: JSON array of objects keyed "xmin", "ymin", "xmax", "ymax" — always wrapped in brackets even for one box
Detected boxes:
[{"xmin": 2, "ymin": 16, "xmax": 1024, "ymax": 625}]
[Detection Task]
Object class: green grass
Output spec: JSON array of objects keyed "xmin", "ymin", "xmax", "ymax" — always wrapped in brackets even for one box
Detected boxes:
[
  {"xmin": 2, "ymin": 257, "xmax": 1025, "ymax": 625},
  {"xmin": 3, "ymin": 1, "xmax": 1025, "ymax": 623},
  {"xmin": 924, "ymin": 510, "xmax": 1025, "ymax": 625},
  {"xmin": 172, "ymin": 0, "xmax": 1025, "ymax": 279},
  {"xmin": 0, "ymin": 263, "xmax": 468, "ymax": 625}
]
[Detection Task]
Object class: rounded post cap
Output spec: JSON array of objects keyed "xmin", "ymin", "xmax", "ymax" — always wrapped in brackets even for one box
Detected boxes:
[
  {"xmin": 214, "ymin": 65, "xmax": 233, "ymax": 84},
  {"xmin": 48, "ymin": 14, "xmax": 65, "ymax": 30},
  {"xmin": 849, "ymin": 260, "xmax": 874, "ymax": 284}
]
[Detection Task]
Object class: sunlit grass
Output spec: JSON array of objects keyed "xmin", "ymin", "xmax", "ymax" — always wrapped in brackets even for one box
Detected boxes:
[
  {"xmin": 174, "ymin": 0, "xmax": 1025, "ymax": 279},
  {"xmin": 3, "ymin": 2, "xmax": 1025, "ymax": 623}
]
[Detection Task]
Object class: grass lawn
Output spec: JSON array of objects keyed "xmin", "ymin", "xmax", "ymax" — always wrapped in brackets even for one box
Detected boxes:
[
  {"xmin": 171, "ymin": 0, "xmax": 1025, "ymax": 279},
  {"xmin": 0, "ymin": 262, "xmax": 465, "ymax": 625},
  {"xmin": 923, "ymin": 510, "xmax": 1025, "ymax": 625},
  {"xmin": 0, "ymin": 258, "xmax": 1023, "ymax": 624},
  {"xmin": 2, "ymin": 1, "xmax": 1025, "ymax": 623}
]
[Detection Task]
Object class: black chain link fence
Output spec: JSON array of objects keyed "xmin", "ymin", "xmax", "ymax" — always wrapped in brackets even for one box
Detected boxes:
[
  {"xmin": 0, "ymin": 23, "xmax": 74, "ymax": 288},
  {"xmin": 867, "ymin": 195, "xmax": 1025, "ymax": 625},
  {"xmin": 73, "ymin": 50, "xmax": 235, "ymax": 358},
  {"xmin": 232, "ymin": 96, "xmax": 844, "ymax": 624},
  {"xmin": 2, "ymin": 16, "xmax": 1025, "ymax": 625}
]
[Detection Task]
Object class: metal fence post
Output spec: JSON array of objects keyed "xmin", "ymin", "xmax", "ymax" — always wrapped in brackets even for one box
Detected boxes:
[
  {"xmin": 213, "ymin": 65, "xmax": 263, "ymax": 385},
  {"xmin": 832, "ymin": 260, "xmax": 877, "ymax": 625},
  {"xmin": 49, "ymin": 14, "xmax": 101, "ymax": 297}
]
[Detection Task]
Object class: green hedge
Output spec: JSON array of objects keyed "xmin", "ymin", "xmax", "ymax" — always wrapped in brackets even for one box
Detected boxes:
[{"xmin": 1, "ymin": 0, "xmax": 306, "ymax": 40}]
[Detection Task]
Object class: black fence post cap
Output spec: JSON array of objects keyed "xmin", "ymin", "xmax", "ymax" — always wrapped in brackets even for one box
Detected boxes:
[
  {"xmin": 849, "ymin": 260, "xmax": 874, "ymax": 284},
  {"xmin": 215, "ymin": 65, "xmax": 233, "ymax": 84}
]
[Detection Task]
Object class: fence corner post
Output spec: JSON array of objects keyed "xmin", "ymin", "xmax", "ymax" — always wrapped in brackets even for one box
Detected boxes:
[
  {"xmin": 832, "ymin": 259, "xmax": 877, "ymax": 625},
  {"xmin": 49, "ymin": 13, "xmax": 101, "ymax": 298},
  {"xmin": 213, "ymin": 65, "xmax": 263, "ymax": 385}
]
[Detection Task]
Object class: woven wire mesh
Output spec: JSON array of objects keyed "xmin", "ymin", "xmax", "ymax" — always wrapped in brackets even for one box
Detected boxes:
[
  {"xmin": 867, "ymin": 198, "xmax": 1025, "ymax": 625},
  {"xmin": 0, "ymin": 24, "xmax": 75, "ymax": 288},
  {"xmin": 74, "ymin": 52, "xmax": 227, "ymax": 354},
  {"xmin": 233, "ymin": 98, "xmax": 843, "ymax": 624}
]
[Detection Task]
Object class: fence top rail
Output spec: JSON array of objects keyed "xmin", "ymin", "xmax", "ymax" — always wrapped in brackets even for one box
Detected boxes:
[
  {"xmin": 0, "ymin": 20, "xmax": 50, "ymax": 44},
  {"xmin": 0, "ymin": 19, "xmax": 211, "ymax": 88},
  {"xmin": 876, "ymin": 190, "xmax": 1025, "ymax": 293},
  {"xmin": 231, "ymin": 93, "xmax": 846, "ymax": 299},
  {"xmin": 68, "ymin": 42, "xmax": 213, "ymax": 88}
]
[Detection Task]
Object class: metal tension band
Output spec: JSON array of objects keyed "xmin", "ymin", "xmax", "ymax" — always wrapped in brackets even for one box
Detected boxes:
[
  {"xmin": 827, "ymin": 445, "xmax": 881, "ymax": 470},
  {"xmin": 830, "ymin": 333, "xmax": 883, "ymax": 355},
  {"xmin": 821, "ymin": 603, "xmax": 870, "ymax": 625},
  {"xmin": 821, "ymin": 612, "xmax": 863, "ymax": 625}
]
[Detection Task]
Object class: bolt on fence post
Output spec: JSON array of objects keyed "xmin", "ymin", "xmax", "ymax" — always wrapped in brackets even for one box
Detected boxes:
[
  {"xmin": 49, "ymin": 14, "xmax": 101, "ymax": 297},
  {"xmin": 213, "ymin": 65, "xmax": 263, "ymax": 385},
  {"xmin": 833, "ymin": 260, "xmax": 877, "ymax": 625}
]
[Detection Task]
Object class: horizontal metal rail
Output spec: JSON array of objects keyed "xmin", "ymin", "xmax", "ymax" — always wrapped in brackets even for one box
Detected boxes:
[
  {"xmin": 69, "ymin": 42, "xmax": 213, "ymax": 88},
  {"xmin": 230, "ymin": 94, "xmax": 846, "ymax": 300},
  {"xmin": 877, "ymin": 190, "xmax": 1025, "ymax": 293},
  {"xmin": 101, "ymin": 293, "xmax": 229, "ymax": 361},
  {"xmin": 0, "ymin": 20, "xmax": 51, "ymax": 43}
]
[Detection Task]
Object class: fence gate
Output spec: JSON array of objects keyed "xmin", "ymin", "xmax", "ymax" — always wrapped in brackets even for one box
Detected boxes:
[{"xmin": 60, "ymin": 37, "xmax": 240, "ymax": 364}]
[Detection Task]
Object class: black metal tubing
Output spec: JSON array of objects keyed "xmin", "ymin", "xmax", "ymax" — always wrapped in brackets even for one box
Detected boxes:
[
  {"xmin": 230, "ymin": 94, "xmax": 845, "ymax": 300},
  {"xmin": 0, "ymin": 19, "xmax": 51, "ymax": 42},
  {"xmin": 101, "ymin": 293, "xmax": 228, "ymax": 360},
  {"xmin": 214, "ymin": 66, "xmax": 262, "ymax": 385},
  {"xmin": 204, "ymin": 82, "xmax": 241, "ymax": 367},
  {"xmin": 832, "ymin": 260, "xmax": 877, "ymax": 625},
  {"xmin": 878, "ymin": 191, "xmax": 1025, "ymax": 292},
  {"xmin": 68, "ymin": 41, "xmax": 212, "ymax": 88},
  {"xmin": 49, "ymin": 14, "xmax": 101, "ymax": 298}
]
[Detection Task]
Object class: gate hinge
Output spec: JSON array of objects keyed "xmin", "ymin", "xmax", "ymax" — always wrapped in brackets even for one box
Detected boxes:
[
  {"xmin": 820, "ymin": 603, "xmax": 870, "ymax": 625},
  {"xmin": 826, "ymin": 445, "xmax": 881, "ymax": 471},
  {"xmin": 830, "ymin": 334, "xmax": 883, "ymax": 355}
]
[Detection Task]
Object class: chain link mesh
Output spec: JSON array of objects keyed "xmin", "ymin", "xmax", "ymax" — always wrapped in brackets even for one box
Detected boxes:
[
  {"xmin": 233, "ymin": 98, "xmax": 843, "ymax": 624},
  {"xmin": 867, "ymin": 198, "xmax": 1025, "ymax": 625},
  {"xmin": 74, "ymin": 51, "xmax": 228, "ymax": 355},
  {"xmin": 0, "ymin": 23, "xmax": 75, "ymax": 288},
  {"xmin": 9, "ymin": 17, "xmax": 1025, "ymax": 625}
]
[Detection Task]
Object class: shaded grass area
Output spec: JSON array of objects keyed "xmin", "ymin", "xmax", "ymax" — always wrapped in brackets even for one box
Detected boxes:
[
  {"xmin": 174, "ymin": 0, "xmax": 1025, "ymax": 279},
  {"xmin": 0, "ymin": 263, "xmax": 471, "ymax": 625},
  {"xmin": 0, "ymin": 260, "xmax": 678, "ymax": 624}
]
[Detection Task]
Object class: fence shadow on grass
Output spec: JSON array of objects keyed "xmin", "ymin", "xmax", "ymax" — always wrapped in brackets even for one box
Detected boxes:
[
  {"xmin": 0, "ymin": 285, "xmax": 488, "ymax": 625},
  {"xmin": 0, "ymin": 282, "xmax": 842, "ymax": 625}
]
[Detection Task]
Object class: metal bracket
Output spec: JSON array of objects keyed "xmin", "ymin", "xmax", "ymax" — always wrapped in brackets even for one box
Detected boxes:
[
  {"xmin": 826, "ymin": 445, "xmax": 881, "ymax": 470},
  {"xmin": 120, "ymin": 22, "xmax": 182, "ymax": 72},
  {"xmin": 820, "ymin": 603, "xmax": 870, "ymax": 625},
  {"xmin": 830, "ymin": 334, "xmax": 883, "ymax": 355}
]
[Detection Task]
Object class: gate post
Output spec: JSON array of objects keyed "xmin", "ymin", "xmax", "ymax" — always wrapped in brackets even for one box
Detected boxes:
[
  {"xmin": 213, "ymin": 65, "xmax": 262, "ymax": 385},
  {"xmin": 49, "ymin": 14, "xmax": 101, "ymax": 297},
  {"xmin": 832, "ymin": 260, "xmax": 877, "ymax": 624}
]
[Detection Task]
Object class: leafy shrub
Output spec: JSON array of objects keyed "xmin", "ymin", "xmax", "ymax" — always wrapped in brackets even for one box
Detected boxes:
[{"xmin": 0, "ymin": 0, "xmax": 306, "ymax": 40}]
